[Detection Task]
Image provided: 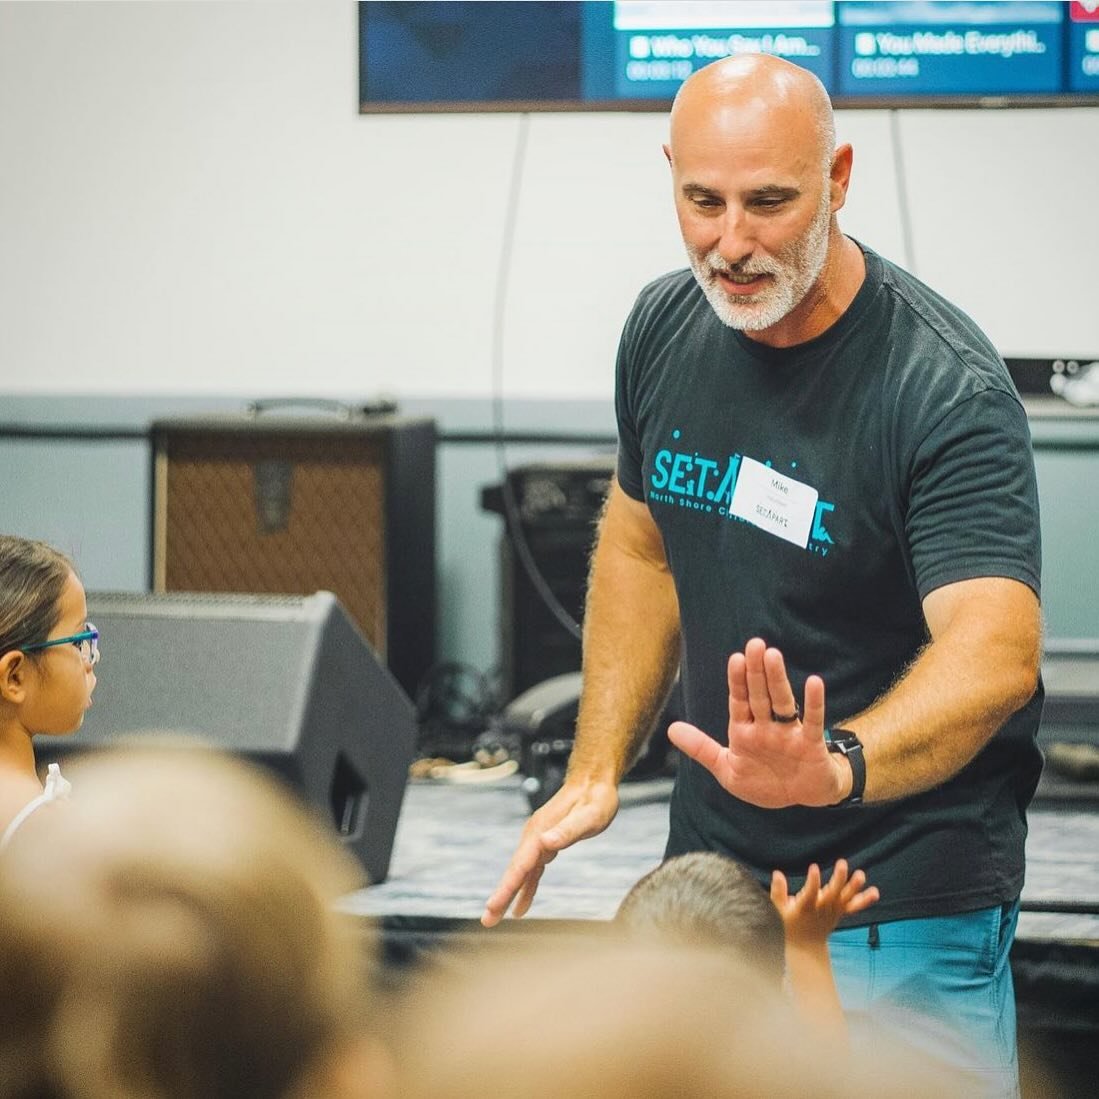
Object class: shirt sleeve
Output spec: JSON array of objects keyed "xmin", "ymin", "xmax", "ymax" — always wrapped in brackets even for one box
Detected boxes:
[
  {"xmin": 905, "ymin": 388, "xmax": 1041, "ymax": 601},
  {"xmin": 614, "ymin": 300, "xmax": 645, "ymax": 502}
]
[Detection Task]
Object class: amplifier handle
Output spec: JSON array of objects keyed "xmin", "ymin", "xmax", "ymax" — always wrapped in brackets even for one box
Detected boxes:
[{"xmin": 245, "ymin": 397, "xmax": 398, "ymax": 419}]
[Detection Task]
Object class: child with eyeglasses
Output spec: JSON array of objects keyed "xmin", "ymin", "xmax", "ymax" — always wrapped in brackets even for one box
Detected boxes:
[{"xmin": 0, "ymin": 534, "xmax": 99, "ymax": 845}]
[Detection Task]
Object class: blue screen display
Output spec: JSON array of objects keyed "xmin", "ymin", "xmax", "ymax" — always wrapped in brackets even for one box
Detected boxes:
[
  {"xmin": 359, "ymin": 1, "xmax": 1099, "ymax": 108},
  {"xmin": 1068, "ymin": 1, "xmax": 1099, "ymax": 92},
  {"xmin": 601, "ymin": 2, "xmax": 834, "ymax": 99},
  {"xmin": 836, "ymin": 2, "xmax": 1064, "ymax": 97}
]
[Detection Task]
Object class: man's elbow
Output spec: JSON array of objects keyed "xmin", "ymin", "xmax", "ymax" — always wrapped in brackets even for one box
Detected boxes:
[{"xmin": 1001, "ymin": 641, "xmax": 1041, "ymax": 715}]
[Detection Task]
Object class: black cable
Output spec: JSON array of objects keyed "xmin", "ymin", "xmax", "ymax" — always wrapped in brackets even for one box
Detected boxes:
[
  {"xmin": 490, "ymin": 113, "xmax": 584, "ymax": 643},
  {"xmin": 888, "ymin": 109, "xmax": 917, "ymax": 276}
]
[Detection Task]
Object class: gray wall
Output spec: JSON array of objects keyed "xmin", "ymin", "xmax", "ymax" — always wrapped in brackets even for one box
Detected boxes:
[{"xmin": 1, "ymin": 2, "xmax": 1097, "ymax": 404}]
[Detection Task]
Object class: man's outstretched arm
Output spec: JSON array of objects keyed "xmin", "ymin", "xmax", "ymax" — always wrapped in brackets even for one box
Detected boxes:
[{"xmin": 482, "ymin": 481, "xmax": 681, "ymax": 926}]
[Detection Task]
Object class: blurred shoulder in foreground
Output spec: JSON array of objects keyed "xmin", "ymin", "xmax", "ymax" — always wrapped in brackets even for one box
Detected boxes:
[{"xmin": 0, "ymin": 740, "xmax": 393, "ymax": 1099}]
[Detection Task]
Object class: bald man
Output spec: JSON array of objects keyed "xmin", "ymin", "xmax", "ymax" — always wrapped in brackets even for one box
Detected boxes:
[{"xmin": 484, "ymin": 55, "xmax": 1040, "ymax": 1096}]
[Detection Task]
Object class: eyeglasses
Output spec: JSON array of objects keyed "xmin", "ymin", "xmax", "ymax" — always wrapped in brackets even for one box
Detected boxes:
[{"xmin": 21, "ymin": 622, "xmax": 100, "ymax": 667}]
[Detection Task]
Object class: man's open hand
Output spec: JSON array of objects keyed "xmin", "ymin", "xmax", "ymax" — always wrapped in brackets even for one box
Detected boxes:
[
  {"xmin": 667, "ymin": 638, "xmax": 850, "ymax": 808},
  {"xmin": 481, "ymin": 779, "xmax": 619, "ymax": 927}
]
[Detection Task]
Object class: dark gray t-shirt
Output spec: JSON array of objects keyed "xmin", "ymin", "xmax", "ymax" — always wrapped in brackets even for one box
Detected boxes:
[{"xmin": 615, "ymin": 244, "xmax": 1042, "ymax": 924}]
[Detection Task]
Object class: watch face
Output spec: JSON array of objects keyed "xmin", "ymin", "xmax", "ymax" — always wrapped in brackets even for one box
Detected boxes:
[{"xmin": 826, "ymin": 731, "xmax": 863, "ymax": 761}]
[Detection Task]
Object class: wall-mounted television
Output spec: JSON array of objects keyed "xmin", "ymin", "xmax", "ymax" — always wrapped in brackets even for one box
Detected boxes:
[{"xmin": 359, "ymin": 1, "xmax": 1099, "ymax": 112}]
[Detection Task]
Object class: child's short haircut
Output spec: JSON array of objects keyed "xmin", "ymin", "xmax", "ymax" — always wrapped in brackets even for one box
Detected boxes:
[{"xmin": 615, "ymin": 851, "xmax": 785, "ymax": 980}]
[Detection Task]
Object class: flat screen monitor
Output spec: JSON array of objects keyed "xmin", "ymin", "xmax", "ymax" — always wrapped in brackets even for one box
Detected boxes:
[{"xmin": 359, "ymin": 1, "xmax": 1099, "ymax": 111}]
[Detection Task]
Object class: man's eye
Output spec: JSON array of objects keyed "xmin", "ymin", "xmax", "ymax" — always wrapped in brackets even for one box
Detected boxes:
[{"xmin": 751, "ymin": 195, "xmax": 794, "ymax": 211}]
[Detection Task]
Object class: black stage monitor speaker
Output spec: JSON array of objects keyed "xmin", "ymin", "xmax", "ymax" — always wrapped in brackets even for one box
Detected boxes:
[{"xmin": 36, "ymin": 590, "xmax": 415, "ymax": 884}]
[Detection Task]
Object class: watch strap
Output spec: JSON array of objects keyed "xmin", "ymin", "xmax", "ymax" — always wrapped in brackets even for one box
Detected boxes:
[{"xmin": 825, "ymin": 727, "xmax": 865, "ymax": 806}]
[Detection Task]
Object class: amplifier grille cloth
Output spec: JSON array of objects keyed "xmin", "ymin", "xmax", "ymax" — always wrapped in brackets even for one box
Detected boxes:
[{"xmin": 160, "ymin": 433, "xmax": 387, "ymax": 654}]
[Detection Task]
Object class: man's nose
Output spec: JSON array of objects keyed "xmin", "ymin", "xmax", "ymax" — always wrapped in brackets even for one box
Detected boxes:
[{"xmin": 716, "ymin": 208, "xmax": 755, "ymax": 267}]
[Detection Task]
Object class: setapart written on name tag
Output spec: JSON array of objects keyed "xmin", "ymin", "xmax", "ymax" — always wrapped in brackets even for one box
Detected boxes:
[{"xmin": 729, "ymin": 456, "xmax": 818, "ymax": 549}]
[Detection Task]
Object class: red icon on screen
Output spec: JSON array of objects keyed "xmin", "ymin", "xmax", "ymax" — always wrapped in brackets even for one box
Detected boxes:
[{"xmin": 1070, "ymin": 2, "xmax": 1099, "ymax": 23}]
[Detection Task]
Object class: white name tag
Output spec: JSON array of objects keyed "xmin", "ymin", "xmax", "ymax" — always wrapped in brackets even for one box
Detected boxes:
[{"xmin": 729, "ymin": 456, "xmax": 818, "ymax": 549}]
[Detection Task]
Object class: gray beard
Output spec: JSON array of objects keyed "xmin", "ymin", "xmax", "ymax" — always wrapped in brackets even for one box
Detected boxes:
[{"xmin": 687, "ymin": 188, "xmax": 833, "ymax": 332}]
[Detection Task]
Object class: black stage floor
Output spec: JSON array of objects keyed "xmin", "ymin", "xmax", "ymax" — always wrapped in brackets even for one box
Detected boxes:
[{"xmin": 347, "ymin": 775, "xmax": 1099, "ymax": 1096}]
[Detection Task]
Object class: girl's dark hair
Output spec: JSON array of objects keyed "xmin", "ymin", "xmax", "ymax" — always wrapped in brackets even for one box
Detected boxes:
[{"xmin": 0, "ymin": 536, "xmax": 74, "ymax": 657}]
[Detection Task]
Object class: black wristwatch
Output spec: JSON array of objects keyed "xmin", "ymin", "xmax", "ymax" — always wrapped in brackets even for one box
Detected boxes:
[{"xmin": 825, "ymin": 728, "xmax": 865, "ymax": 806}]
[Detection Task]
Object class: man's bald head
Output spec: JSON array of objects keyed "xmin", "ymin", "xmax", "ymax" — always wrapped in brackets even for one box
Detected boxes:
[
  {"xmin": 670, "ymin": 55, "xmax": 836, "ymax": 173},
  {"xmin": 662, "ymin": 54, "xmax": 857, "ymax": 342}
]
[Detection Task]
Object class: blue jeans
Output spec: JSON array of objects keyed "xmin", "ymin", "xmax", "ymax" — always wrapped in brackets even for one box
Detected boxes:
[{"xmin": 829, "ymin": 901, "xmax": 1020, "ymax": 1099}]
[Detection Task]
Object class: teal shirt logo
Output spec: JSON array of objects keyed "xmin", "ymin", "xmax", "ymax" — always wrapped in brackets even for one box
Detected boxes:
[{"xmin": 648, "ymin": 429, "xmax": 836, "ymax": 555}]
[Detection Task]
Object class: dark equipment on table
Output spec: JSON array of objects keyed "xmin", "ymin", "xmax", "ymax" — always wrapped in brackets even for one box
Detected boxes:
[
  {"xmin": 1035, "ymin": 641, "xmax": 1099, "ymax": 809},
  {"xmin": 487, "ymin": 671, "xmax": 682, "ymax": 812},
  {"xmin": 481, "ymin": 457, "xmax": 615, "ymax": 702}
]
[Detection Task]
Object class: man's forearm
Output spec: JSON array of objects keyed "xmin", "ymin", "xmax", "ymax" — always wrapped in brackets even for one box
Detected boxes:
[
  {"xmin": 840, "ymin": 579, "xmax": 1040, "ymax": 802},
  {"xmin": 567, "ymin": 508, "xmax": 681, "ymax": 785}
]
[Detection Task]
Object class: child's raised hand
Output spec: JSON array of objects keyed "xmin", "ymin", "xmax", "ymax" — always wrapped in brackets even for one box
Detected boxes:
[{"xmin": 770, "ymin": 859, "xmax": 880, "ymax": 946}]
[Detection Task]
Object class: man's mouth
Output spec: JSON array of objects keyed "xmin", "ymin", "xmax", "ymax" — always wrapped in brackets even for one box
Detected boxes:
[{"xmin": 714, "ymin": 269, "xmax": 771, "ymax": 295}]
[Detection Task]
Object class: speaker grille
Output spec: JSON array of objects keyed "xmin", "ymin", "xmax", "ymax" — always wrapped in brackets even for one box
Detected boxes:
[{"xmin": 160, "ymin": 431, "xmax": 388, "ymax": 656}]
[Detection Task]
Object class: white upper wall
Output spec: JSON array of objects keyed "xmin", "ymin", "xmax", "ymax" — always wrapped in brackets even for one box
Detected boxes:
[{"xmin": 1, "ymin": 1, "xmax": 1096, "ymax": 401}]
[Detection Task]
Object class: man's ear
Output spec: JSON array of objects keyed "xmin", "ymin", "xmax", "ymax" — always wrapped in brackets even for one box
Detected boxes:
[
  {"xmin": 662, "ymin": 142, "xmax": 672, "ymax": 167},
  {"xmin": 0, "ymin": 650, "xmax": 30, "ymax": 704},
  {"xmin": 829, "ymin": 143, "xmax": 854, "ymax": 213}
]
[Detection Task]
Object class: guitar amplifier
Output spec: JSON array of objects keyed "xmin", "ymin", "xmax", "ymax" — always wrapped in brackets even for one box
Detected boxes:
[
  {"xmin": 481, "ymin": 456, "xmax": 616, "ymax": 700},
  {"xmin": 150, "ymin": 409, "xmax": 435, "ymax": 698}
]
